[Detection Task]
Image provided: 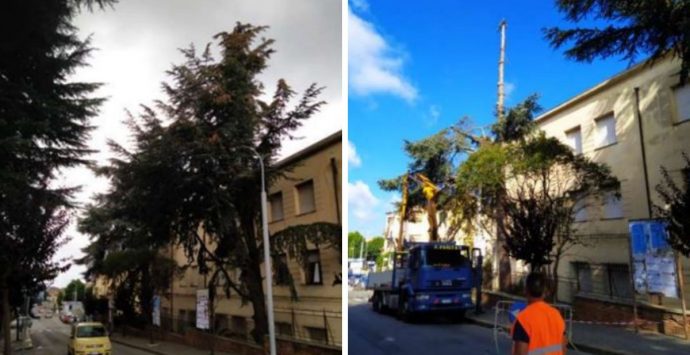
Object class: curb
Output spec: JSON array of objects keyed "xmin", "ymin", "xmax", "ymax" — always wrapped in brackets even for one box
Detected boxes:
[
  {"xmin": 110, "ymin": 337, "xmax": 166, "ymax": 355},
  {"xmin": 465, "ymin": 315, "xmax": 628, "ymax": 355}
]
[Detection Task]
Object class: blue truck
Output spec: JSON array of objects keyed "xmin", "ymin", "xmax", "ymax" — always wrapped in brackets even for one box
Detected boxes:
[{"xmin": 366, "ymin": 242, "xmax": 482, "ymax": 322}]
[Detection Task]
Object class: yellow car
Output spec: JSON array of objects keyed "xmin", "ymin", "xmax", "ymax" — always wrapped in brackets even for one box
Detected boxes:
[{"xmin": 67, "ymin": 322, "xmax": 112, "ymax": 355}]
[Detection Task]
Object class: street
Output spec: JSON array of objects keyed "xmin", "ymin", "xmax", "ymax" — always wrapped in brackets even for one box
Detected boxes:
[
  {"xmin": 15, "ymin": 317, "xmax": 148, "ymax": 355},
  {"xmin": 348, "ymin": 289, "xmax": 591, "ymax": 355}
]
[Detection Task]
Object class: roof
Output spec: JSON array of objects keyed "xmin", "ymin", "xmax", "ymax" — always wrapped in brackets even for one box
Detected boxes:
[
  {"xmin": 535, "ymin": 56, "xmax": 670, "ymax": 124},
  {"xmin": 274, "ymin": 130, "xmax": 341, "ymax": 169}
]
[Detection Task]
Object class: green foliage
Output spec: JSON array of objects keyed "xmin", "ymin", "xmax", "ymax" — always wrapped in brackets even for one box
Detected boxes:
[
  {"xmin": 655, "ymin": 153, "xmax": 690, "ymax": 256},
  {"xmin": 366, "ymin": 236, "xmax": 385, "ymax": 262},
  {"xmin": 348, "ymin": 231, "xmax": 365, "ymax": 258},
  {"xmin": 492, "ymin": 94, "xmax": 541, "ymax": 143},
  {"xmin": 379, "ymin": 125, "xmax": 473, "ymax": 232},
  {"xmin": 545, "ymin": 0, "xmax": 690, "ymax": 81},
  {"xmin": 0, "ymin": 1, "xmax": 115, "ymax": 350},
  {"xmin": 455, "ymin": 132, "xmax": 620, "ymax": 271},
  {"xmin": 63, "ymin": 280, "xmax": 86, "ymax": 302}
]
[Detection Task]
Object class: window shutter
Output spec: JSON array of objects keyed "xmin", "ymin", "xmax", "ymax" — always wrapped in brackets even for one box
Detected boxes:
[
  {"xmin": 566, "ymin": 128, "xmax": 582, "ymax": 154},
  {"xmin": 297, "ymin": 180, "xmax": 315, "ymax": 214},
  {"xmin": 603, "ymin": 192, "xmax": 623, "ymax": 219},
  {"xmin": 596, "ymin": 114, "xmax": 616, "ymax": 147},
  {"xmin": 675, "ymin": 85, "xmax": 690, "ymax": 123}
]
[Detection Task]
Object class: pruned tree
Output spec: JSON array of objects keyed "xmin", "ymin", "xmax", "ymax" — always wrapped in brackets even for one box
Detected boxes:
[
  {"xmin": 654, "ymin": 153, "xmax": 690, "ymax": 256},
  {"xmin": 545, "ymin": 0, "xmax": 690, "ymax": 81},
  {"xmin": 454, "ymin": 133, "xmax": 620, "ymax": 298},
  {"xmin": 379, "ymin": 125, "xmax": 473, "ymax": 243}
]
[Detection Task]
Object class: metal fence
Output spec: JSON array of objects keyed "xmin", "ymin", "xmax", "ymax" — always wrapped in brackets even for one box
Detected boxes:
[
  {"xmin": 502, "ymin": 262, "xmax": 633, "ymax": 303},
  {"xmin": 155, "ymin": 307, "xmax": 341, "ymax": 347}
]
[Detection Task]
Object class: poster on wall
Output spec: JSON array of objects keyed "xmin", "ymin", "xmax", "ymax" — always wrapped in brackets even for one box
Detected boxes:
[
  {"xmin": 196, "ymin": 289, "xmax": 210, "ymax": 329},
  {"xmin": 152, "ymin": 295, "xmax": 160, "ymax": 326},
  {"xmin": 628, "ymin": 220, "xmax": 678, "ymax": 298}
]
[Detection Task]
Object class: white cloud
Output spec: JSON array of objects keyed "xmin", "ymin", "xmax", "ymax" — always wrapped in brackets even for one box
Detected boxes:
[
  {"xmin": 348, "ymin": 9, "xmax": 417, "ymax": 102},
  {"xmin": 348, "ymin": 140, "xmax": 362, "ymax": 167},
  {"xmin": 427, "ymin": 105, "xmax": 441, "ymax": 126},
  {"xmin": 349, "ymin": 0, "xmax": 369, "ymax": 12},
  {"xmin": 348, "ymin": 180, "xmax": 380, "ymax": 221}
]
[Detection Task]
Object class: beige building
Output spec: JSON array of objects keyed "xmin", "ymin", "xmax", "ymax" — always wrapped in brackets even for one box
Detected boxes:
[
  {"xmin": 160, "ymin": 131, "xmax": 342, "ymax": 346},
  {"xmin": 533, "ymin": 56, "xmax": 690, "ymax": 331}
]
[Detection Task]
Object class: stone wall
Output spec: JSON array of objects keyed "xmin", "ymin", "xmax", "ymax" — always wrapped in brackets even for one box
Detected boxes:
[{"xmin": 121, "ymin": 326, "xmax": 341, "ymax": 354}]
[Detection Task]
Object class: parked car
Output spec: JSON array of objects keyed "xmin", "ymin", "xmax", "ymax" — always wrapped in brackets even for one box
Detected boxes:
[{"xmin": 68, "ymin": 322, "xmax": 111, "ymax": 355}]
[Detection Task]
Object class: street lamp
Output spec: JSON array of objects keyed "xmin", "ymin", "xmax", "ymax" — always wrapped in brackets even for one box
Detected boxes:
[{"xmin": 240, "ymin": 146, "xmax": 276, "ymax": 355}]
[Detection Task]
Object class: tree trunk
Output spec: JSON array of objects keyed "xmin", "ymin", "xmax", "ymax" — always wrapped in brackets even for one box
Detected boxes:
[
  {"xmin": 2, "ymin": 283, "xmax": 12, "ymax": 355},
  {"xmin": 246, "ymin": 262, "xmax": 268, "ymax": 344},
  {"xmin": 551, "ymin": 257, "xmax": 561, "ymax": 303}
]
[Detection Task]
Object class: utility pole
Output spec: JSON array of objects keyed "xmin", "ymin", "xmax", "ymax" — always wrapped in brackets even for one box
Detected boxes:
[
  {"xmin": 497, "ymin": 19, "xmax": 507, "ymax": 121},
  {"xmin": 359, "ymin": 240, "xmax": 365, "ymax": 260}
]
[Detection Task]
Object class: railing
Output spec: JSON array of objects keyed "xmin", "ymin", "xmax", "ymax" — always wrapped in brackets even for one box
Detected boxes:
[{"xmin": 152, "ymin": 307, "xmax": 341, "ymax": 348}]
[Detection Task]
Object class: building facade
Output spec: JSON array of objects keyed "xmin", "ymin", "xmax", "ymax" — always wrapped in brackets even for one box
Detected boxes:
[
  {"xmin": 534, "ymin": 57, "xmax": 690, "ymax": 333},
  {"xmin": 159, "ymin": 131, "xmax": 342, "ymax": 346}
]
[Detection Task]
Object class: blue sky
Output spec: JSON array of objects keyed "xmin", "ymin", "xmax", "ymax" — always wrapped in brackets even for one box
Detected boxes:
[{"xmin": 347, "ymin": 0, "xmax": 637, "ymax": 238}]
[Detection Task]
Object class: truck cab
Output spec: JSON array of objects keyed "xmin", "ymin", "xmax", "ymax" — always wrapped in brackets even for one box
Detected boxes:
[{"xmin": 368, "ymin": 242, "xmax": 482, "ymax": 322}]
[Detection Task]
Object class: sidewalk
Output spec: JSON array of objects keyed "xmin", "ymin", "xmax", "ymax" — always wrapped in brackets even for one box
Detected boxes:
[
  {"xmin": 466, "ymin": 308, "xmax": 690, "ymax": 355},
  {"xmin": 111, "ymin": 333, "xmax": 236, "ymax": 355}
]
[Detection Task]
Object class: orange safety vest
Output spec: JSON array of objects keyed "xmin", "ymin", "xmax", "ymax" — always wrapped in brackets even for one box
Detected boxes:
[{"xmin": 511, "ymin": 300, "xmax": 565, "ymax": 355}]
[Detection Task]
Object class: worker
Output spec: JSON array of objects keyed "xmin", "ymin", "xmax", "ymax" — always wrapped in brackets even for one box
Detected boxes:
[{"xmin": 511, "ymin": 272, "xmax": 567, "ymax": 355}]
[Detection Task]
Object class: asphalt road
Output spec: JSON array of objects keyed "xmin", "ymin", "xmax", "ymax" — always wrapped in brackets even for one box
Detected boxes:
[
  {"xmin": 348, "ymin": 288, "xmax": 591, "ymax": 355},
  {"xmin": 15, "ymin": 317, "xmax": 148, "ymax": 355}
]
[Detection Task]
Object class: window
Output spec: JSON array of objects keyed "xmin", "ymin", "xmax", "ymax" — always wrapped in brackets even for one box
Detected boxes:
[
  {"xmin": 574, "ymin": 262, "xmax": 593, "ymax": 294},
  {"xmin": 296, "ymin": 180, "xmax": 316, "ymax": 214},
  {"xmin": 607, "ymin": 264, "xmax": 632, "ymax": 299},
  {"xmin": 573, "ymin": 195, "xmax": 587, "ymax": 222},
  {"xmin": 231, "ymin": 316, "xmax": 247, "ymax": 337},
  {"xmin": 274, "ymin": 254, "xmax": 291, "ymax": 286},
  {"xmin": 305, "ymin": 326, "xmax": 328, "ymax": 343},
  {"xmin": 565, "ymin": 127, "xmax": 583, "ymax": 154},
  {"xmin": 595, "ymin": 114, "xmax": 617, "ymax": 148},
  {"xmin": 269, "ymin": 192, "xmax": 284, "ymax": 221},
  {"xmin": 275, "ymin": 322, "xmax": 293, "ymax": 336},
  {"xmin": 423, "ymin": 249, "xmax": 470, "ymax": 268},
  {"xmin": 602, "ymin": 192, "xmax": 623, "ymax": 219},
  {"xmin": 304, "ymin": 249, "xmax": 322, "ymax": 285},
  {"xmin": 215, "ymin": 313, "xmax": 229, "ymax": 333},
  {"xmin": 674, "ymin": 84, "xmax": 690, "ymax": 123}
]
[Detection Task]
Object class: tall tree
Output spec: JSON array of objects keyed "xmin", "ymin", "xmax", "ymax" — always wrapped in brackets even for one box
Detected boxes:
[
  {"xmin": 366, "ymin": 236, "xmax": 385, "ymax": 262},
  {"xmin": 78, "ymin": 23, "xmax": 335, "ymax": 344},
  {"xmin": 545, "ymin": 0, "xmax": 690, "ymax": 80},
  {"xmin": 0, "ymin": 1, "xmax": 115, "ymax": 352},
  {"xmin": 655, "ymin": 153, "xmax": 690, "ymax": 256},
  {"xmin": 63, "ymin": 280, "xmax": 86, "ymax": 302},
  {"xmin": 348, "ymin": 231, "xmax": 365, "ymax": 258}
]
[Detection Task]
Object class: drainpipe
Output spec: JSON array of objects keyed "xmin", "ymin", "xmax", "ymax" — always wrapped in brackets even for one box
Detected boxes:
[
  {"xmin": 634, "ymin": 87, "xmax": 653, "ymax": 218},
  {"xmin": 330, "ymin": 157, "xmax": 341, "ymax": 224}
]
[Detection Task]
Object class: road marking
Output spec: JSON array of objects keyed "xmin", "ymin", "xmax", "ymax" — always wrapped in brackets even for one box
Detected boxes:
[{"xmin": 384, "ymin": 336, "xmax": 395, "ymax": 342}]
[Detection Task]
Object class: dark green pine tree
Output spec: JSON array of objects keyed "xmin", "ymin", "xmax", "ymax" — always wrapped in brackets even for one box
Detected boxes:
[
  {"xmin": 0, "ymin": 1, "xmax": 115, "ymax": 352},
  {"xmin": 655, "ymin": 154, "xmax": 690, "ymax": 256},
  {"xmin": 545, "ymin": 0, "xmax": 690, "ymax": 80}
]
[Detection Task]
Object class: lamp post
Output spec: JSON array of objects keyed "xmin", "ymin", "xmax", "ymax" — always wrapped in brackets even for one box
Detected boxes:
[{"xmin": 241, "ymin": 146, "xmax": 276, "ymax": 355}]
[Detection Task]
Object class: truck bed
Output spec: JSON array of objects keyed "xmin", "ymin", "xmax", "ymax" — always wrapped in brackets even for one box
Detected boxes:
[{"xmin": 366, "ymin": 268, "xmax": 407, "ymax": 290}]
